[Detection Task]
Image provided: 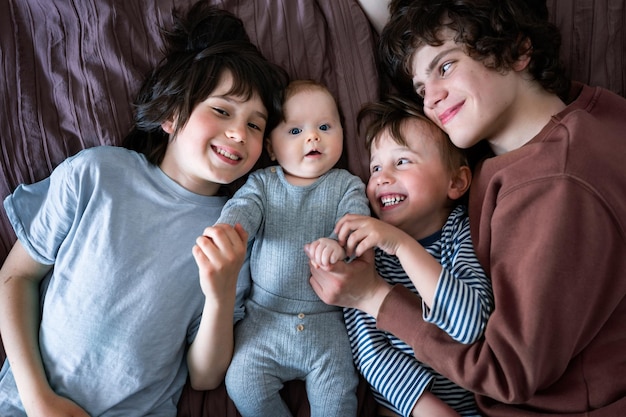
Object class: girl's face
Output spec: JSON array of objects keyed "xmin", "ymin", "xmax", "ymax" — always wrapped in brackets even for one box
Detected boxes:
[
  {"xmin": 367, "ymin": 120, "xmax": 456, "ymax": 240},
  {"xmin": 160, "ymin": 71, "xmax": 267, "ymax": 195},
  {"xmin": 410, "ymin": 31, "xmax": 527, "ymax": 154},
  {"xmin": 267, "ymin": 89, "xmax": 343, "ymax": 186}
]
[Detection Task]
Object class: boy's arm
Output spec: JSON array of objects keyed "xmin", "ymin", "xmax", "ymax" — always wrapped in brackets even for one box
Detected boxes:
[
  {"xmin": 410, "ymin": 392, "xmax": 461, "ymax": 417},
  {"xmin": 0, "ymin": 241, "xmax": 89, "ymax": 417},
  {"xmin": 345, "ymin": 306, "xmax": 435, "ymax": 417},
  {"xmin": 421, "ymin": 213, "xmax": 493, "ymax": 344}
]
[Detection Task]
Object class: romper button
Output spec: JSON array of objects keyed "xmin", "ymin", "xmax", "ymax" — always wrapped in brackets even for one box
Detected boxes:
[
  {"xmin": 297, "ymin": 313, "xmax": 305, "ymax": 319},
  {"xmin": 296, "ymin": 324, "xmax": 305, "ymax": 332}
]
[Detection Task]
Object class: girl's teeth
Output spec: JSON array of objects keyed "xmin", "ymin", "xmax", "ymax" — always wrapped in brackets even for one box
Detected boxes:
[{"xmin": 216, "ymin": 148, "xmax": 240, "ymax": 161}]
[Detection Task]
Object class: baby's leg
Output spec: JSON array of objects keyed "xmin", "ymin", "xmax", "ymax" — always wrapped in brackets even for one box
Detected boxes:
[
  {"xmin": 225, "ymin": 303, "xmax": 293, "ymax": 417},
  {"xmin": 305, "ymin": 313, "xmax": 359, "ymax": 417}
]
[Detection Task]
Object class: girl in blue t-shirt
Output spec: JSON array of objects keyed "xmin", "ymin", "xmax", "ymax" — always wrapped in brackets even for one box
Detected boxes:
[{"xmin": 0, "ymin": 3, "xmax": 287, "ymax": 416}]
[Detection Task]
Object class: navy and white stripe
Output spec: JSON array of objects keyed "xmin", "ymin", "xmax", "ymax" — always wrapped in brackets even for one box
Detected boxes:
[{"xmin": 344, "ymin": 205, "xmax": 492, "ymax": 416}]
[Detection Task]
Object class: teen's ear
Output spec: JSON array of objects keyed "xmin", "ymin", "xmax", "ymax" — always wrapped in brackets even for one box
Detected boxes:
[
  {"xmin": 513, "ymin": 37, "xmax": 533, "ymax": 72},
  {"xmin": 265, "ymin": 137, "xmax": 276, "ymax": 161},
  {"xmin": 448, "ymin": 166, "xmax": 471, "ymax": 200}
]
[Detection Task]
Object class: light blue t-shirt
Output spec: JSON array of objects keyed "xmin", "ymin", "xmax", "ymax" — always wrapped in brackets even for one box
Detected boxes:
[{"xmin": 0, "ymin": 146, "xmax": 242, "ymax": 416}]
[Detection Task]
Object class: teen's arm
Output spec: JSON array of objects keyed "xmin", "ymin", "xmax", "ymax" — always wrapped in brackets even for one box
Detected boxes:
[
  {"xmin": 0, "ymin": 241, "xmax": 89, "ymax": 417},
  {"xmin": 187, "ymin": 223, "xmax": 248, "ymax": 390}
]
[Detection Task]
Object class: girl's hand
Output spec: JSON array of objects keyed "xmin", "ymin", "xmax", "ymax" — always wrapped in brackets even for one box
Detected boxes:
[
  {"xmin": 305, "ymin": 237, "xmax": 346, "ymax": 267},
  {"xmin": 335, "ymin": 214, "xmax": 408, "ymax": 258},
  {"xmin": 192, "ymin": 223, "xmax": 248, "ymax": 303},
  {"xmin": 24, "ymin": 389, "xmax": 90, "ymax": 417}
]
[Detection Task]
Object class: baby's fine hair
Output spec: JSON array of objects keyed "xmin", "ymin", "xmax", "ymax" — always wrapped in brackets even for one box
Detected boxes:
[
  {"xmin": 358, "ymin": 95, "xmax": 467, "ymax": 175},
  {"xmin": 379, "ymin": 0, "xmax": 570, "ymax": 100},
  {"xmin": 278, "ymin": 79, "xmax": 344, "ymax": 127},
  {"xmin": 123, "ymin": 2, "xmax": 288, "ymax": 164}
]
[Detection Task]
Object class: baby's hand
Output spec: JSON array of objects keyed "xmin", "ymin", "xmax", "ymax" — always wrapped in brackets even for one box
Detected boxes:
[{"xmin": 305, "ymin": 237, "xmax": 346, "ymax": 268}]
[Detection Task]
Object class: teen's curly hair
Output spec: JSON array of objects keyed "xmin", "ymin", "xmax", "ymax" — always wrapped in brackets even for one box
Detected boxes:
[{"xmin": 379, "ymin": 0, "xmax": 570, "ymax": 101}]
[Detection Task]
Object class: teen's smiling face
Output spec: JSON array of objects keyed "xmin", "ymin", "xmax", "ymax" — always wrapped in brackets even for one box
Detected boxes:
[
  {"xmin": 367, "ymin": 119, "xmax": 456, "ymax": 240},
  {"xmin": 410, "ymin": 30, "xmax": 523, "ymax": 151},
  {"xmin": 159, "ymin": 70, "xmax": 267, "ymax": 196}
]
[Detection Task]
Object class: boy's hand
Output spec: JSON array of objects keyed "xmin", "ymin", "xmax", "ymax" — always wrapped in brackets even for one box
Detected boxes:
[
  {"xmin": 192, "ymin": 223, "xmax": 248, "ymax": 303},
  {"xmin": 305, "ymin": 237, "xmax": 347, "ymax": 267},
  {"xmin": 335, "ymin": 214, "xmax": 406, "ymax": 258}
]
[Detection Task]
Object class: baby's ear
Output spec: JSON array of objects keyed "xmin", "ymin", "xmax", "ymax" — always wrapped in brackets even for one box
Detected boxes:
[
  {"xmin": 265, "ymin": 137, "xmax": 276, "ymax": 161},
  {"xmin": 448, "ymin": 166, "xmax": 471, "ymax": 200}
]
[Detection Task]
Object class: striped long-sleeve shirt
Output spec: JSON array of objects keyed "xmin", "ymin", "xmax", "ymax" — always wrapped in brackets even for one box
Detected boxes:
[{"xmin": 344, "ymin": 205, "xmax": 492, "ymax": 416}]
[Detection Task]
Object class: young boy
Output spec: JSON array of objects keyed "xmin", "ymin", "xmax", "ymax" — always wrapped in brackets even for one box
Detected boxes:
[
  {"xmin": 313, "ymin": 0, "xmax": 626, "ymax": 415},
  {"xmin": 307, "ymin": 96, "xmax": 492, "ymax": 417},
  {"xmin": 214, "ymin": 80, "xmax": 370, "ymax": 417}
]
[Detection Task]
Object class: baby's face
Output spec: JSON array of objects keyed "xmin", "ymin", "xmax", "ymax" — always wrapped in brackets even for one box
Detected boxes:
[{"xmin": 268, "ymin": 89, "xmax": 343, "ymax": 186}]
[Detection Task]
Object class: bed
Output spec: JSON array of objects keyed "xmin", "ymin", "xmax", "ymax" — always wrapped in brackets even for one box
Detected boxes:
[{"xmin": 0, "ymin": 0, "xmax": 624, "ymax": 415}]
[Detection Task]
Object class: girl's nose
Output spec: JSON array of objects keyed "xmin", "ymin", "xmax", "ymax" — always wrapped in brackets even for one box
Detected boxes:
[{"xmin": 226, "ymin": 123, "xmax": 246, "ymax": 143}]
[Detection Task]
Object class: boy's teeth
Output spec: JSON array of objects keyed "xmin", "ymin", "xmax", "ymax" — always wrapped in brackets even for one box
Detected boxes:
[
  {"xmin": 216, "ymin": 148, "xmax": 240, "ymax": 161},
  {"xmin": 381, "ymin": 195, "xmax": 405, "ymax": 207}
]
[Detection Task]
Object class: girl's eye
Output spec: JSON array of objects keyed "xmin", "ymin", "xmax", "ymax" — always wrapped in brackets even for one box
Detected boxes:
[
  {"xmin": 289, "ymin": 127, "xmax": 302, "ymax": 135},
  {"xmin": 248, "ymin": 122, "xmax": 262, "ymax": 132},
  {"xmin": 213, "ymin": 107, "xmax": 229, "ymax": 116},
  {"xmin": 319, "ymin": 124, "xmax": 330, "ymax": 131}
]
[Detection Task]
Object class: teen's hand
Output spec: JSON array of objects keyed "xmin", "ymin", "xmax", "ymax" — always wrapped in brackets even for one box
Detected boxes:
[
  {"xmin": 306, "ymin": 248, "xmax": 392, "ymax": 317},
  {"xmin": 335, "ymin": 214, "xmax": 408, "ymax": 258},
  {"xmin": 192, "ymin": 223, "xmax": 248, "ymax": 302},
  {"xmin": 305, "ymin": 237, "xmax": 347, "ymax": 267}
]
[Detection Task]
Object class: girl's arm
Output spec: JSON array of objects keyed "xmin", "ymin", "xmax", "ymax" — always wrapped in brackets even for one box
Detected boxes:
[
  {"xmin": 0, "ymin": 241, "xmax": 89, "ymax": 417},
  {"xmin": 187, "ymin": 223, "xmax": 248, "ymax": 390}
]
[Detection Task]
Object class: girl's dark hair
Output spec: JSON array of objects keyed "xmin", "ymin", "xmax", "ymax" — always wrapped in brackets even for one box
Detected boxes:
[
  {"xmin": 379, "ymin": 0, "xmax": 570, "ymax": 100},
  {"xmin": 122, "ymin": 2, "xmax": 288, "ymax": 165},
  {"xmin": 358, "ymin": 95, "xmax": 468, "ymax": 176}
]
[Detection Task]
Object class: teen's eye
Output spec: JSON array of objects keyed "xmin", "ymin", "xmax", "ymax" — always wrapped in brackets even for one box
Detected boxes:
[
  {"xmin": 440, "ymin": 61, "xmax": 453, "ymax": 76},
  {"xmin": 289, "ymin": 127, "xmax": 302, "ymax": 135},
  {"xmin": 319, "ymin": 124, "xmax": 330, "ymax": 131}
]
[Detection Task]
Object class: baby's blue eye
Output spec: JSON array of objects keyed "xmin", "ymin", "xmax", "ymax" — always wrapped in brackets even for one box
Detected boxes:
[
  {"xmin": 319, "ymin": 124, "xmax": 330, "ymax": 131},
  {"xmin": 289, "ymin": 127, "xmax": 302, "ymax": 135}
]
